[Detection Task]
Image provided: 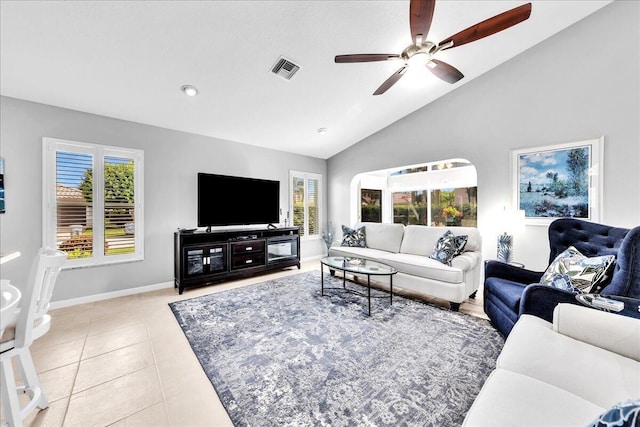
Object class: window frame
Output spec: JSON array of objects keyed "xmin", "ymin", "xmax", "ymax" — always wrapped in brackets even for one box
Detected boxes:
[
  {"xmin": 289, "ymin": 170, "xmax": 322, "ymax": 240},
  {"xmin": 43, "ymin": 137, "xmax": 144, "ymax": 268},
  {"xmin": 351, "ymin": 159, "xmax": 477, "ymax": 227}
]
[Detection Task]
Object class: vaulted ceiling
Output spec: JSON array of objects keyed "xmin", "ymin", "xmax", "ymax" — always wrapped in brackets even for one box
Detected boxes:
[{"xmin": 0, "ymin": 1, "xmax": 611, "ymax": 159}]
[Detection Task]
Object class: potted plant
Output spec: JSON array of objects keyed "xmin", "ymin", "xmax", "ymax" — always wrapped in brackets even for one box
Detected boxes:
[{"xmin": 442, "ymin": 206, "xmax": 462, "ymax": 226}]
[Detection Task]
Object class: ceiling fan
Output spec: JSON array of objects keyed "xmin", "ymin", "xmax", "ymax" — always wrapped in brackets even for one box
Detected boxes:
[{"xmin": 335, "ymin": 0, "xmax": 532, "ymax": 95}]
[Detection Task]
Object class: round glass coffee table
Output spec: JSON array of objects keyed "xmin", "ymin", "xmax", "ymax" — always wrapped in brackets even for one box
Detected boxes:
[{"xmin": 320, "ymin": 256, "xmax": 397, "ymax": 316}]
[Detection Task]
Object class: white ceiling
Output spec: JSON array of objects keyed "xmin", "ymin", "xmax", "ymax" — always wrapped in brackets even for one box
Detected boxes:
[{"xmin": 0, "ymin": 1, "xmax": 611, "ymax": 159}]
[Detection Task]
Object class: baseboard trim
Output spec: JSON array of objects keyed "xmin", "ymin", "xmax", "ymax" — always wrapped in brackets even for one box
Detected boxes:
[
  {"xmin": 50, "ymin": 281, "xmax": 174, "ymax": 310},
  {"xmin": 50, "ymin": 257, "xmax": 324, "ymax": 309}
]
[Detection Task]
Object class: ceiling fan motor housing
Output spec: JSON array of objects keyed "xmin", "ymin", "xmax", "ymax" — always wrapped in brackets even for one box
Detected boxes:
[{"xmin": 401, "ymin": 42, "xmax": 436, "ymax": 63}]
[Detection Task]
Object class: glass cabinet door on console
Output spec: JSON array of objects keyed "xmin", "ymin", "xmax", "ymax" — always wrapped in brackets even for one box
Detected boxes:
[
  {"xmin": 267, "ymin": 235, "xmax": 299, "ymax": 264},
  {"xmin": 183, "ymin": 243, "xmax": 227, "ymax": 278}
]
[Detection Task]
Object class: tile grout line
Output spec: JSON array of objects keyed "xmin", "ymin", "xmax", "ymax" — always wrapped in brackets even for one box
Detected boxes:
[
  {"xmin": 145, "ymin": 319, "xmax": 172, "ymax": 424},
  {"xmin": 59, "ymin": 303, "xmax": 94, "ymax": 426}
]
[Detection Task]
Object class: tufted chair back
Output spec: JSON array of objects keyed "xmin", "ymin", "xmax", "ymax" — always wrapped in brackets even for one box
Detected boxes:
[{"xmin": 547, "ymin": 219, "xmax": 639, "ymax": 298}]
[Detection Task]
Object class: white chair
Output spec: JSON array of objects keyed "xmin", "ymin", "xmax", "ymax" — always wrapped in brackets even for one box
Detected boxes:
[
  {"xmin": 1, "ymin": 282, "xmax": 22, "ymax": 337},
  {"xmin": 0, "ymin": 248, "xmax": 67, "ymax": 427}
]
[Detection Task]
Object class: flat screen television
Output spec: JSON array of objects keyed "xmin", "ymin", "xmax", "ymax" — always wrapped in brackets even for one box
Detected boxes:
[{"xmin": 198, "ymin": 173, "xmax": 280, "ymax": 228}]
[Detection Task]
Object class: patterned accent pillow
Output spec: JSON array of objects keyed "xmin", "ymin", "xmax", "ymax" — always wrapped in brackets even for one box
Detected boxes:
[
  {"xmin": 588, "ymin": 399, "xmax": 640, "ymax": 427},
  {"xmin": 539, "ymin": 246, "xmax": 615, "ymax": 293},
  {"xmin": 341, "ymin": 225, "xmax": 366, "ymax": 248},
  {"xmin": 453, "ymin": 235, "xmax": 468, "ymax": 256},
  {"xmin": 429, "ymin": 230, "xmax": 459, "ymax": 265}
]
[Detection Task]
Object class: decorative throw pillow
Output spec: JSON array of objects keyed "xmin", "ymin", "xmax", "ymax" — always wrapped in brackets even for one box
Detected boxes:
[
  {"xmin": 588, "ymin": 399, "xmax": 640, "ymax": 427},
  {"xmin": 429, "ymin": 230, "xmax": 459, "ymax": 265},
  {"xmin": 539, "ymin": 246, "xmax": 615, "ymax": 293},
  {"xmin": 340, "ymin": 225, "xmax": 366, "ymax": 248},
  {"xmin": 453, "ymin": 235, "xmax": 468, "ymax": 256}
]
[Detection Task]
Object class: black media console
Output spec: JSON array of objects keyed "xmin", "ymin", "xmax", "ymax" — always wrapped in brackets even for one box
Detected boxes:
[{"xmin": 174, "ymin": 227, "xmax": 300, "ymax": 294}]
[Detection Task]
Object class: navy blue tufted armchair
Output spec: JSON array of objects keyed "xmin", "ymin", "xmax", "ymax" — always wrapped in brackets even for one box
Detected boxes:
[{"xmin": 484, "ymin": 218, "xmax": 640, "ymax": 336}]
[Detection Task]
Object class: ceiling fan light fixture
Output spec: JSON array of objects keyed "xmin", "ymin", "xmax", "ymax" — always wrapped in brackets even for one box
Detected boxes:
[
  {"xmin": 407, "ymin": 51, "xmax": 430, "ymax": 67},
  {"xmin": 181, "ymin": 85, "xmax": 198, "ymax": 97}
]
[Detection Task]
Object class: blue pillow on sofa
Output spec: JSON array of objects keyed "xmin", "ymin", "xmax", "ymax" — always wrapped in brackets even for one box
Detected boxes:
[
  {"xmin": 341, "ymin": 225, "xmax": 366, "ymax": 247},
  {"xmin": 453, "ymin": 235, "xmax": 468, "ymax": 256},
  {"xmin": 539, "ymin": 246, "xmax": 615, "ymax": 293},
  {"xmin": 429, "ymin": 230, "xmax": 467, "ymax": 266},
  {"xmin": 588, "ymin": 399, "xmax": 640, "ymax": 427}
]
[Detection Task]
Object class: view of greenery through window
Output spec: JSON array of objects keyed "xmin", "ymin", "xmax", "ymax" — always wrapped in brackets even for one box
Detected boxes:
[
  {"xmin": 292, "ymin": 176, "xmax": 305, "ymax": 236},
  {"xmin": 361, "ymin": 189, "xmax": 382, "ymax": 222},
  {"xmin": 358, "ymin": 160, "xmax": 477, "ymax": 227},
  {"xmin": 292, "ymin": 173, "xmax": 320, "ymax": 237},
  {"xmin": 392, "ymin": 188, "xmax": 477, "ymax": 227},
  {"xmin": 56, "ymin": 152, "xmax": 136, "ymax": 259}
]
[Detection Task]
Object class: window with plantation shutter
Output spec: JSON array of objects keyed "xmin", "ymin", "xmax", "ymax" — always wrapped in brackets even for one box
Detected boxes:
[
  {"xmin": 43, "ymin": 138, "xmax": 144, "ymax": 267},
  {"xmin": 290, "ymin": 171, "xmax": 322, "ymax": 238},
  {"xmin": 307, "ymin": 178, "xmax": 319, "ymax": 235}
]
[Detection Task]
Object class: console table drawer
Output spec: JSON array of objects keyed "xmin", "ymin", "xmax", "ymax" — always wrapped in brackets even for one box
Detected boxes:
[
  {"xmin": 231, "ymin": 253, "xmax": 265, "ymax": 270},
  {"xmin": 230, "ymin": 240, "xmax": 265, "ymax": 255}
]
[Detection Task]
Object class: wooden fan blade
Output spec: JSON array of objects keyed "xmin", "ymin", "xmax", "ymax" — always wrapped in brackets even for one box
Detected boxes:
[
  {"xmin": 439, "ymin": 3, "xmax": 532, "ymax": 50},
  {"xmin": 428, "ymin": 59, "xmax": 464, "ymax": 84},
  {"xmin": 410, "ymin": 0, "xmax": 436, "ymax": 46},
  {"xmin": 335, "ymin": 54, "xmax": 401, "ymax": 63},
  {"xmin": 373, "ymin": 66, "xmax": 408, "ymax": 95}
]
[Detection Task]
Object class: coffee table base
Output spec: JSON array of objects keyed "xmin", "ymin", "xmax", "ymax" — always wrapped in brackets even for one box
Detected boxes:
[{"xmin": 321, "ymin": 265, "xmax": 394, "ymax": 316}]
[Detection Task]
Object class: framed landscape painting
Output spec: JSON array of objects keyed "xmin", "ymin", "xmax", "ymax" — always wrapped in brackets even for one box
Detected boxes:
[{"xmin": 512, "ymin": 138, "xmax": 603, "ymax": 225}]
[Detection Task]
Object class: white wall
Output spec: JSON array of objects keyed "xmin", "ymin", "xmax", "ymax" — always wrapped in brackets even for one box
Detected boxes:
[
  {"xmin": 327, "ymin": 1, "xmax": 640, "ymax": 272},
  {"xmin": 0, "ymin": 97, "xmax": 326, "ymax": 301},
  {"xmin": 1, "ymin": 2, "xmax": 637, "ymax": 302}
]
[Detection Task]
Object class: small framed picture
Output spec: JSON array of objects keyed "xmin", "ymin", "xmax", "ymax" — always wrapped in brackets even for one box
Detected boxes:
[{"xmin": 512, "ymin": 138, "xmax": 603, "ymax": 225}]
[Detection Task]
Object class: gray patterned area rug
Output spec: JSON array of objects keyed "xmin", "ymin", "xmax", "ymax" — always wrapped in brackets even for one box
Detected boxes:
[{"xmin": 169, "ymin": 271, "xmax": 504, "ymax": 426}]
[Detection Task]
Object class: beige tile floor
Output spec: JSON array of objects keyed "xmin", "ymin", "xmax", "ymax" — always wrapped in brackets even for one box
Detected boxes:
[{"xmin": 7, "ymin": 260, "xmax": 488, "ymax": 427}]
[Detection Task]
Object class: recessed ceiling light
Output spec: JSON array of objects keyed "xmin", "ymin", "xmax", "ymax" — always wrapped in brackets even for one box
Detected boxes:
[
  {"xmin": 181, "ymin": 85, "xmax": 198, "ymax": 97},
  {"xmin": 317, "ymin": 128, "xmax": 328, "ymax": 135}
]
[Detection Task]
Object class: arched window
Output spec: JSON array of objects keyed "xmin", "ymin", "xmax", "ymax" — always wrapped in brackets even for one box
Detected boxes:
[{"xmin": 351, "ymin": 159, "xmax": 477, "ymax": 227}]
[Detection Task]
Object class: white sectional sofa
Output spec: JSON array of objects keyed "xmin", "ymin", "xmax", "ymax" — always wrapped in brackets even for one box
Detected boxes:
[
  {"xmin": 464, "ymin": 304, "xmax": 640, "ymax": 426},
  {"xmin": 328, "ymin": 222, "xmax": 482, "ymax": 310}
]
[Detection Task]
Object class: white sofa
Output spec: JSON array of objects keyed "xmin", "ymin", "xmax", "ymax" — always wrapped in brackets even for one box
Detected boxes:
[
  {"xmin": 464, "ymin": 304, "xmax": 640, "ymax": 426},
  {"xmin": 328, "ymin": 222, "xmax": 482, "ymax": 310}
]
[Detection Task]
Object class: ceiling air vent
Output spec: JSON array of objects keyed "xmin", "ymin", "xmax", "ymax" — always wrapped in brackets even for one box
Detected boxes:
[{"xmin": 271, "ymin": 56, "xmax": 301, "ymax": 80}]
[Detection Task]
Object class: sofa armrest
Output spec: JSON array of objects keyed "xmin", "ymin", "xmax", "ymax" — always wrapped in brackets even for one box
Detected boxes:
[
  {"xmin": 553, "ymin": 303, "xmax": 640, "ymax": 361},
  {"xmin": 484, "ymin": 260, "xmax": 543, "ymax": 284},
  {"xmin": 519, "ymin": 284, "xmax": 580, "ymax": 323},
  {"xmin": 451, "ymin": 252, "xmax": 480, "ymax": 271}
]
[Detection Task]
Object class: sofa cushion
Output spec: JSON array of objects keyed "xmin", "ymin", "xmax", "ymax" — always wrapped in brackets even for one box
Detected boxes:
[
  {"xmin": 462, "ymin": 369, "xmax": 604, "ymax": 427},
  {"xmin": 497, "ymin": 314, "xmax": 640, "ymax": 409},
  {"xmin": 400, "ymin": 225, "xmax": 480, "ymax": 256},
  {"xmin": 341, "ymin": 225, "xmax": 366, "ymax": 247},
  {"xmin": 484, "ymin": 278, "xmax": 525, "ymax": 313},
  {"xmin": 356, "ymin": 222, "xmax": 405, "ymax": 253},
  {"xmin": 328, "ymin": 246, "xmax": 391, "ymax": 262},
  {"xmin": 378, "ymin": 253, "xmax": 463, "ymax": 283},
  {"xmin": 539, "ymin": 246, "xmax": 615, "ymax": 293}
]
